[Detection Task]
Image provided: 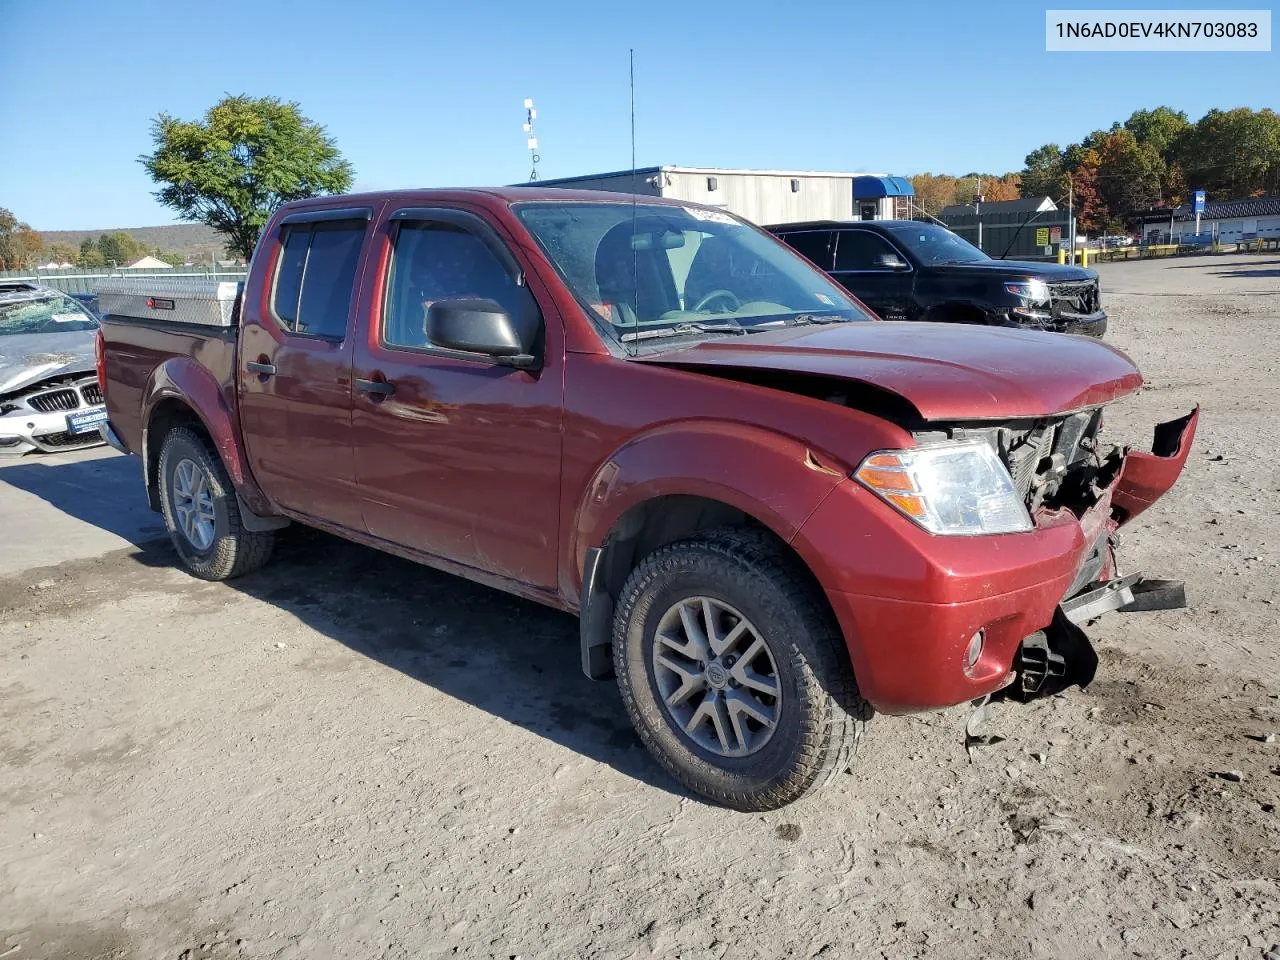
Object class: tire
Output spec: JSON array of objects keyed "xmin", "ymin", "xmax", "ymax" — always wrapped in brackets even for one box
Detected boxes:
[
  {"xmin": 157, "ymin": 426, "xmax": 275, "ymax": 581},
  {"xmin": 613, "ymin": 528, "xmax": 868, "ymax": 810}
]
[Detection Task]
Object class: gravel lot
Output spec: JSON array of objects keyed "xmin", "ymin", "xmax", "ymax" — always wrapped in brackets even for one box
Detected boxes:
[{"xmin": 2, "ymin": 253, "xmax": 1278, "ymax": 960}]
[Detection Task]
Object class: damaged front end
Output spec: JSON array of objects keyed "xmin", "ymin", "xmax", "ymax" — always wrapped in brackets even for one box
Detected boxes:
[{"xmin": 928, "ymin": 405, "xmax": 1200, "ymax": 701}]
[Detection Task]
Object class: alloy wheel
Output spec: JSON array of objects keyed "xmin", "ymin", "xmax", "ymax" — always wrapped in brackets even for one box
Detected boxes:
[{"xmin": 651, "ymin": 596, "xmax": 782, "ymax": 757}]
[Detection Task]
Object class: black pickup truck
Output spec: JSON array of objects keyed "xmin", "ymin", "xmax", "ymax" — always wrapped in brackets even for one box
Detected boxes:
[{"xmin": 769, "ymin": 220, "xmax": 1106, "ymax": 337}]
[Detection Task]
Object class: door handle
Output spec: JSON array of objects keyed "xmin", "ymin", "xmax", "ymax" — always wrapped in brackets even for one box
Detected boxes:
[
  {"xmin": 355, "ymin": 377, "xmax": 395, "ymax": 398},
  {"xmin": 246, "ymin": 360, "xmax": 276, "ymax": 376}
]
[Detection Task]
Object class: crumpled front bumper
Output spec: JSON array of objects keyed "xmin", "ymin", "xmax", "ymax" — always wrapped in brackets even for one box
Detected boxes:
[{"xmin": 799, "ymin": 406, "xmax": 1199, "ymax": 714}]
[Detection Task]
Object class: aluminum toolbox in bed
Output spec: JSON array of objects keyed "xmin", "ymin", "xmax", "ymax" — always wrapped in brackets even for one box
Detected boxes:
[{"xmin": 96, "ymin": 277, "xmax": 243, "ymax": 328}]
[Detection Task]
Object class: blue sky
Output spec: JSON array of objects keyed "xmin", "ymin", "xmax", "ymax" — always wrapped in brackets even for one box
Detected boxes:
[{"xmin": 1, "ymin": 0, "xmax": 1274, "ymax": 230}]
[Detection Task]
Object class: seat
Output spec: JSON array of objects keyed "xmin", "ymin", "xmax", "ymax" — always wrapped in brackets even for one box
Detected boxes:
[{"xmin": 594, "ymin": 219, "xmax": 679, "ymax": 326}]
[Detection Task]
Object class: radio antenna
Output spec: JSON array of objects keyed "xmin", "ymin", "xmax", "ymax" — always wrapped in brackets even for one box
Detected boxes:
[
  {"xmin": 523, "ymin": 98, "xmax": 540, "ymax": 181},
  {"xmin": 628, "ymin": 48, "xmax": 638, "ymax": 350}
]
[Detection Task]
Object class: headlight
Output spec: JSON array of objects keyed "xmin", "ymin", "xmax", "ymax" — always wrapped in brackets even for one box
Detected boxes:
[
  {"xmin": 1005, "ymin": 279, "xmax": 1050, "ymax": 302},
  {"xmin": 854, "ymin": 440, "xmax": 1033, "ymax": 536}
]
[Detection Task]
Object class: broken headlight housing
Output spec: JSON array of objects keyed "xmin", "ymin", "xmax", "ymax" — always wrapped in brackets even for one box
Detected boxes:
[
  {"xmin": 1005, "ymin": 279, "xmax": 1050, "ymax": 303},
  {"xmin": 854, "ymin": 440, "xmax": 1033, "ymax": 536}
]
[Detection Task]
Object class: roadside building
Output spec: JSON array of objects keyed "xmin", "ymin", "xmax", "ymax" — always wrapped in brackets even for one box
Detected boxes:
[
  {"xmin": 124, "ymin": 255, "xmax": 174, "ymax": 270},
  {"xmin": 1133, "ymin": 196, "xmax": 1280, "ymax": 244},
  {"xmin": 938, "ymin": 197, "xmax": 1069, "ymax": 259},
  {"xmin": 529, "ymin": 166, "xmax": 915, "ymax": 226}
]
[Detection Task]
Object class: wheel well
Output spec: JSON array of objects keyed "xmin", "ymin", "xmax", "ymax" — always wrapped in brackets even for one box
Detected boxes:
[
  {"xmin": 144, "ymin": 399, "xmax": 207, "ymax": 511},
  {"xmin": 926, "ymin": 302, "xmax": 988, "ymax": 325},
  {"xmin": 594, "ymin": 495, "xmax": 815, "ymax": 604},
  {"xmin": 579, "ymin": 494, "xmax": 841, "ymax": 680}
]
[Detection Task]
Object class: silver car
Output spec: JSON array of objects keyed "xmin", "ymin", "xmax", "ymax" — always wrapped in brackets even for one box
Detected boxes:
[{"xmin": 0, "ymin": 283, "xmax": 107, "ymax": 455}]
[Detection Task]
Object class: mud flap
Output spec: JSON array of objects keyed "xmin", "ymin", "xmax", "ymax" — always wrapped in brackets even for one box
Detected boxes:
[{"xmin": 1112, "ymin": 406, "xmax": 1199, "ymax": 527}]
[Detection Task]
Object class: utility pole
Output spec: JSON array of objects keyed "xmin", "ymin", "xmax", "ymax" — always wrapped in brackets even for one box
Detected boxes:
[
  {"xmin": 975, "ymin": 176, "xmax": 983, "ymax": 252},
  {"xmin": 1068, "ymin": 176, "xmax": 1074, "ymax": 260}
]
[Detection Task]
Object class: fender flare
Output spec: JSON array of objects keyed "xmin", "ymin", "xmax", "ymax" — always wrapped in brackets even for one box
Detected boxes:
[
  {"xmin": 140, "ymin": 356, "xmax": 273, "ymax": 515},
  {"xmin": 566, "ymin": 418, "xmax": 848, "ymax": 600}
]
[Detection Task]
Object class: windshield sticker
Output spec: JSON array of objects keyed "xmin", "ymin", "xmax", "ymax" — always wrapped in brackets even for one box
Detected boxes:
[
  {"xmin": 684, "ymin": 207, "xmax": 736, "ymax": 225},
  {"xmin": 51, "ymin": 313, "xmax": 86, "ymax": 323},
  {"xmin": 814, "ymin": 293, "xmax": 835, "ymax": 305}
]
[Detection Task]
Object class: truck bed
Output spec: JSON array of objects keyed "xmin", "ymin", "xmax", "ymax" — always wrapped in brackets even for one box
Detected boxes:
[{"xmin": 96, "ymin": 278, "xmax": 241, "ymax": 459}]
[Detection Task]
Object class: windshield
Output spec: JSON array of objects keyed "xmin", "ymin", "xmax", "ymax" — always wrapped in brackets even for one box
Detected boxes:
[
  {"xmin": 515, "ymin": 201, "xmax": 872, "ymax": 345},
  {"xmin": 886, "ymin": 223, "xmax": 990, "ymax": 265},
  {"xmin": 0, "ymin": 293, "xmax": 99, "ymax": 336}
]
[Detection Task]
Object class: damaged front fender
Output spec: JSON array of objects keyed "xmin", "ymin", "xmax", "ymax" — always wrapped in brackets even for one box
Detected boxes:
[{"xmin": 1111, "ymin": 406, "xmax": 1199, "ymax": 527}]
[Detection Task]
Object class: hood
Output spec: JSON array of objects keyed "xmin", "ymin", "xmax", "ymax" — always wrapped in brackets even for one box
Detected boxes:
[
  {"xmin": 634, "ymin": 321, "xmax": 1142, "ymax": 422},
  {"xmin": 932, "ymin": 259, "xmax": 1096, "ymax": 282},
  {"xmin": 0, "ymin": 330, "xmax": 98, "ymax": 396}
]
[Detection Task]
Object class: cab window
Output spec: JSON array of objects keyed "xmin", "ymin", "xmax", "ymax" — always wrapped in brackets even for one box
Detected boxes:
[
  {"xmin": 382, "ymin": 221, "xmax": 525, "ymax": 350},
  {"xmin": 271, "ymin": 220, "xmax": 366, "ymax": 339}
]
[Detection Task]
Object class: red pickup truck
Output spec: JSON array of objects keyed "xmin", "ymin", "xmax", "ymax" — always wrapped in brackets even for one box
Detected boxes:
[{"xmin": 96, "ymin": 188, "xmax": 1196, "ymax": 810}]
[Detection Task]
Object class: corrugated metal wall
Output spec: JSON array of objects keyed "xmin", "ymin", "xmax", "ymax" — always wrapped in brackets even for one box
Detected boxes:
[
  {"xmin": 662, "ymin": 172, "xmax": 852, "ymax": 225},
  {"xmin": 538, "ymin": 169, "xmax": 856, "ymax": 225},
  {"xmin": 938, "ymin": 210, "xmax": 1071, "ymax": 260}
]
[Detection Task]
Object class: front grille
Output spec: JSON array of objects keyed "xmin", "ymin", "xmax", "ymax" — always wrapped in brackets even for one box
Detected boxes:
[
  {"xmin": 28, "ymin": 388, "xmax": 80, "ymax": 413},
  {"xmin": 36, "ymin": 430, "xmax": 99, "ymax": 449},
  {"xmin": 1049, "ymin": 280, "xmax": 1100, "ymax": 316},
  {"xmin": 81, "ymin": 382, "xmax": 103, "ymax": 405}
]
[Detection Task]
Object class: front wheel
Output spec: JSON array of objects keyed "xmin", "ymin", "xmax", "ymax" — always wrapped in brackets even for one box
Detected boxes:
[
  {"xmin": 157, "ymin": 426, "xmax": 274, "ymax": 580},
  {"xmin": 613, "ymin": 529, "xmax": 868, "ymax": 810}
]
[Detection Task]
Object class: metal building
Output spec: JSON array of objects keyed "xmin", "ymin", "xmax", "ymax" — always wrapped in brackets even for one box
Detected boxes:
[
  {"xmin": 529, "ymin": 166, "xmax": 912, "ymax": 226},
  {"xmin": 938, "ymin": 197, "xmax": 1069, "ymax": 260}
]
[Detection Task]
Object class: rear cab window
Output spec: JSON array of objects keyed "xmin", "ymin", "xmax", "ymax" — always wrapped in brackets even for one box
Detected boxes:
[{"xmin": 270, "ymin": 213, "xmax": 371, "ymax": 340}]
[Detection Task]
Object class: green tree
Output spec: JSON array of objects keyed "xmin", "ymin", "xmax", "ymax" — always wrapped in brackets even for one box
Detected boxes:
[
  {"xmin": 157, "ymin": 250, "xmax": 186, "ymax": 267},
  {"xmin": 1124, "ymin": 106, "xmax": 1190, "ymax": 158},
  {"xmin": 140, "ymin": 94, "xmax": 354, "ymax": 260},
  {"xmin": 77, "ymin": 238, "xmax": 106, "ymax": 269},
  {"xmin": 1019, "ymin": 144, "xmax": 1067, "ymax": 200},
  {"xmin": 1173, "ymin": 107, "xmax": 1280, "ymax": 198},
  {"xmin": 97, "ymin": 231, "xmax": 145, "ymax": 265}
]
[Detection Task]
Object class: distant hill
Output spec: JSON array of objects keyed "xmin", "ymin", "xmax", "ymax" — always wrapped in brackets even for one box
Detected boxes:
[{"xmin": 39, "ymin": 223, "xmax": 229, "ymax": 264}]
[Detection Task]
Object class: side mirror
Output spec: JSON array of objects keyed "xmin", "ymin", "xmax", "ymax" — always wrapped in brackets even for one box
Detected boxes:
[{"xmin": 426, "ymin": 298, "xmax": 539, "ymax": 369}]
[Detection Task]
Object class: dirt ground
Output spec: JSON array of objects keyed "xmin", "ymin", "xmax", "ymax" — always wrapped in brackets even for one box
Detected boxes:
[{"xmin": 2, "ymin": 253, "xmax": 1278, "ymax": 960}]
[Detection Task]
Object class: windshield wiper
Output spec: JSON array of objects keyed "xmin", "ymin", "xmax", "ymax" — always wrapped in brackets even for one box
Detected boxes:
[
  {"xmin": 620, "ymin": 322, "xmax": 747, "ymax": 342},
  {"xmin": 783, "ymin": 313, "xmax": 845, "ymax": 327}
]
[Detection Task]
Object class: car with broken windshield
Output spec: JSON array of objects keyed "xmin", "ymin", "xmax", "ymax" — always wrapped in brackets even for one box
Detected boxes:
[
  {"xmin": 95, "ymin": 188, "xmax": 1195, "ymax": 810},
  {"xmin": 1, "ymin": 282, "xmax": 108, "ymax": 454}
]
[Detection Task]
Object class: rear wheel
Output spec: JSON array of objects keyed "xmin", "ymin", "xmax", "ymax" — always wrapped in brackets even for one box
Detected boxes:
[
  {"xmin": 613, "ymin": 528, "xmax": 868, "ymax": 810},
  {"xmin": 157, "ymin": 427, "xmax": 274, "ymax": 580}
]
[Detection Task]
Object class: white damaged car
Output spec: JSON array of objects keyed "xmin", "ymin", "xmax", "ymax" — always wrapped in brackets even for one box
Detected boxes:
[{"xmin": 1, "ymin": 282, "xmax": 107, "ymax": 455}]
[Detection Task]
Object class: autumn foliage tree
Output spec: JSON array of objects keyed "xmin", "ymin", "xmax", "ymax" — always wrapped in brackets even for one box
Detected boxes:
[
  {"xmin": 1020, "ymin": 105, "xmax": 1280, "ymax": 233},
  {"xmin": 0, "ymin": 207, "xmax": 44, "ymax": 270},
  {"xmin": 141, "ymin": 95, "xmax": 354, "ymax": 260}
]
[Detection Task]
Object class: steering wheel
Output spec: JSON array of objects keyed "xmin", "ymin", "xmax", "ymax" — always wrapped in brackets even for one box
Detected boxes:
[{"xmin": 692, "ymin": 288, "xmax": 742, "ymax": 313}]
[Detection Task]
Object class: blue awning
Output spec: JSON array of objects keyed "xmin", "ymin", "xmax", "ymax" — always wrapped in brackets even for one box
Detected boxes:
[{"xmin": 852, "ymin": 175, "xmax": 915, "ymax": 199}]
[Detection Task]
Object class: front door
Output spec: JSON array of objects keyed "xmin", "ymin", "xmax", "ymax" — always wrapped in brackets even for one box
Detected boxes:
[
  {"xmin": 238, "ymin": 206, "xmax": 379, "ymax": 529},
  {"xmin": 830, "ymin": 229, "xmax": 916, "ymax": 320},
  {"xmin": 350, "ymin": 206, "xmax": 563, "ymax": 589}
]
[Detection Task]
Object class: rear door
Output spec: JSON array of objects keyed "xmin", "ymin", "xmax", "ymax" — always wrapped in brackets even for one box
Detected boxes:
[
  {"xmin": 775, "ymin": 229, "xmax": 834, "ymax": 272},
  {"xmin": 350, "ymin": 205, "xmax": 563, "ymax": 588},
  {"xmin": 830, "ymin": 229, "xmax": 915, "ymax": 320},
  {"xmin": 238, "ymin": 205, "xmax": 379, "ymax": 530}
]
